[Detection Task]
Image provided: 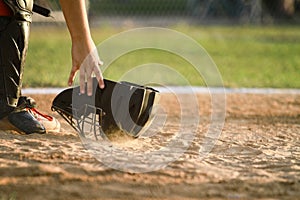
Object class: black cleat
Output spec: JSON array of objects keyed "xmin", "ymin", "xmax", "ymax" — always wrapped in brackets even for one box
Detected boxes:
[{"xmin": 8, "ymin": 110, "xmax": 46, "ymax": 134}]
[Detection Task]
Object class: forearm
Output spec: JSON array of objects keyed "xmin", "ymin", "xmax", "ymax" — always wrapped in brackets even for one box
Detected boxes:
[
  {"xmin": 59, "ymin": 0, "xmax": 91, "ymax": 42},
  {"xmin": 59, "ymin": 0, "xmax": 104, "ymax": 93}
]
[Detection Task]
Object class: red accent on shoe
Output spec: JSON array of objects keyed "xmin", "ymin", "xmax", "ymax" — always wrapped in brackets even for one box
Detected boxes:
[
  {"xmin": 27, "ymin": 108, "xmax": 54, "ymax": 121},
  {"xmin": 27, "ymin": 107, "xmax": 61, "ymax": 133}
]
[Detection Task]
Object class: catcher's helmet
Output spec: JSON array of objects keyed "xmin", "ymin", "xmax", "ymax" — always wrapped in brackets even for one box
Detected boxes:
[{"xmin": 52, "ymin": 78, "xmax": 159, "ymax": 138}]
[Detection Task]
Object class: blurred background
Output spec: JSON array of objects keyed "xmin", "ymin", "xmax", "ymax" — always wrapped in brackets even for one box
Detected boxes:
[
  {"xmin": 34, "ymin": 0, "xmax": 300, "ymax": 25},
  {"xmin": 25, "ymin": 0, "xmax": 300, "ymax": 88}
]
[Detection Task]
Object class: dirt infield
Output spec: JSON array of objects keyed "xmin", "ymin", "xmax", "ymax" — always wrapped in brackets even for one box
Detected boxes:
[{"xmin": 0, "ymin": 93, "xmax": 299, "ymax": 200}]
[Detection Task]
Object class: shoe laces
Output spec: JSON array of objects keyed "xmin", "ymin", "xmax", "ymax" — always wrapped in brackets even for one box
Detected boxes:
[
  {"xmin": 27, "ymin": 107, "xmax": 54, "ymax": 122},
  {"xmin": 17, "ymin": 96, "xmax": 54, "ymax": 122}
]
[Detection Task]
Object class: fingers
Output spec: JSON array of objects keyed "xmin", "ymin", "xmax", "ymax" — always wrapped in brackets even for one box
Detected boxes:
[
  {"xmin": 75, "ymin": 62, "xmax": 104, "ymax": 96},
  {"xmin": 94, "ymin": 63, "xmax": 105, "ymax": 89},
  {"xmin": 98, "ymin": 75, "xmax": 105, "ymax": 89},
  {"xmin": 86, "ymin": 64, "xmax": 105, "ymax": 96},
  {"xmin": 79, "ymin": 66, "xmax": 86, "ymax": 94},
  {"xmin": 69, "ymin": 44, "xmax": 104, "ymax": 96},
  {"xmin": 86, "ymin": 74, "xmax": 93, "ymax": 96},
  {"xmin": 68, "ymin": 66, "xmax": 78, "ymax": 86}
]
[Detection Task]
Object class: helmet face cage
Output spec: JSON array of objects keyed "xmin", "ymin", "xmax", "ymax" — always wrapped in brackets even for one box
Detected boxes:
[
  {"xmin": 52, "ymin": 103, "xmax": 105, "ymax": 140},
  {"xmin": 73, "ymin": 104, "xmax": 105, "ymax": 140}
]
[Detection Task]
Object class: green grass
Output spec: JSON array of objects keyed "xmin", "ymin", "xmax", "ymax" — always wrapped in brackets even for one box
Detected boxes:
[
  {"xmin": 25, "ymin": 27, "xmax": 72, "ymax": 87},
  {"xmin": 24, "ymin": 25, "xmax": 300, "ymax": 88}
]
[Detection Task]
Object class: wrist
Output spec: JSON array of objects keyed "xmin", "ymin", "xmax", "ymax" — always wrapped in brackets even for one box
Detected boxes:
[{"xmin": 70, "ymin": 30, "xmax": 91, "ymax": 41}]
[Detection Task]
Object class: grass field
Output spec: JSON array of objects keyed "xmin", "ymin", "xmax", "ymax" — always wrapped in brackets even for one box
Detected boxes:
[{"xmin": 25, "ymin": 25, "xmax": 300, "ymax": 88}]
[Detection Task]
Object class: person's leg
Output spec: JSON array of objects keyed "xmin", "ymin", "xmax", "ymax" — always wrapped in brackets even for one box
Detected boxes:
[
  {"xmin": 0, "ymin": 17, "xmax": 14, "ymax": 119},
  {"xmin": 0, "ymin": 0, "xmax": 45, "ymax": 134},
  {"xmin": 0, "ymin": 18, "xmax": 31, "ymax": 115}
]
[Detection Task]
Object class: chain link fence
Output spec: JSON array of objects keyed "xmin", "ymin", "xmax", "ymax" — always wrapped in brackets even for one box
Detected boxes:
[{"xmin": 33, "ymin": 0, "xmax": 300, "ymax": 25}]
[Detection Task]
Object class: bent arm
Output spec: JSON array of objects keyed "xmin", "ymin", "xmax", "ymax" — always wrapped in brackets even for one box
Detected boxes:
[{"xmin": 59, "ymin": 0, "xmax": 104, "ymax": 95}]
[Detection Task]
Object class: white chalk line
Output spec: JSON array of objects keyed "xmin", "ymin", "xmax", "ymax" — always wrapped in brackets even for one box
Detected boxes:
[{"xmin": 23, "ymin": 87, "xmax": 300, "ymax": 95}]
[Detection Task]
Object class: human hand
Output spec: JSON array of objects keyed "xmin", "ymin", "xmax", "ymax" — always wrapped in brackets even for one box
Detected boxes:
[{"xmin": 68, "ymin": 38, "xmax": 105, "ymax": 96}]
